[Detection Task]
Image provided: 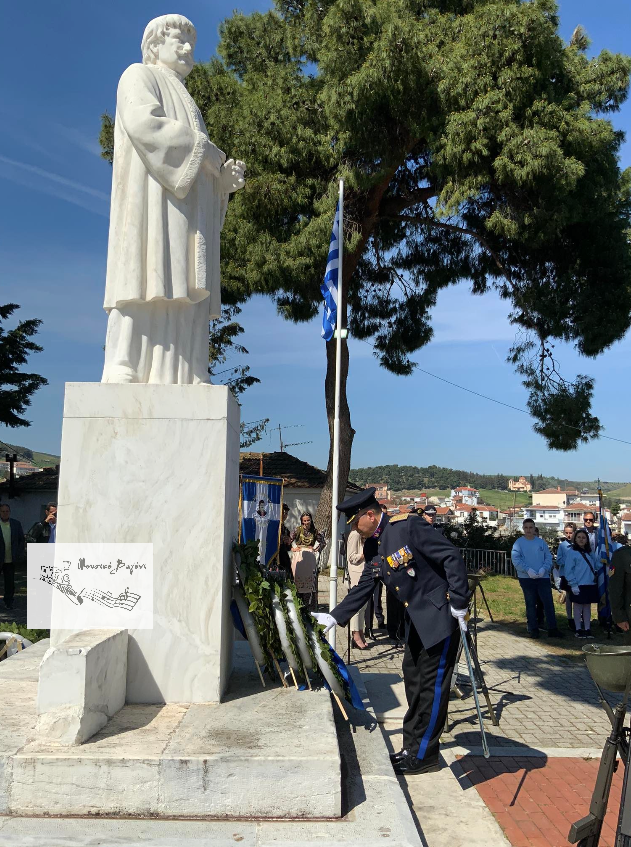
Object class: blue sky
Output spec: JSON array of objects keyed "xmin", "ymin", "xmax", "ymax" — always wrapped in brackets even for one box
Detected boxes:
[{"xmin": 1, "ymin": 0, "xmax": 630, "ymax": 482}]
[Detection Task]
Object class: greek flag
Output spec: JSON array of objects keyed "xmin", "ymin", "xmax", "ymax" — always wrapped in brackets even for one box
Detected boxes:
[
  {"xmin": 597, "ymin": 514, "xmax": 613, "ymax": 619},
  {"xmin": 240, "ymin": 476, "xmax": 283, "ymax": 567},
  {"xmin": 320, "ymin": 202, "xmax": 340, "ymax": 341}
]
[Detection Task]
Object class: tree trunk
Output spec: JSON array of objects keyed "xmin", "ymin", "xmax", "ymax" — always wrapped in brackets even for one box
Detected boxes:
[{"xmin": 315, "ymin": 331, "xmax": 355, "ymax": 553}]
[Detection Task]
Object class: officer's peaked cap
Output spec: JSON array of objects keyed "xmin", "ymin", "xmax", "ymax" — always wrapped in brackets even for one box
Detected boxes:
[
  {"xmin": 424, "ymin": 505, "xmax": 437, "ymax": 515},
  {"xmin": 336, "ymin": 488, "xmax": 381, "ymax": 524}
]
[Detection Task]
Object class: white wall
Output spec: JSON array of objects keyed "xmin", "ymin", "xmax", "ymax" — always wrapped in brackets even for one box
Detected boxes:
[
  {"xmin": 0, "ymin": 491, "xmax": 54, "ymax": 533},
  {"xmin": 282, "ymin": 487, "xmax": 349, "ymax": 541}
]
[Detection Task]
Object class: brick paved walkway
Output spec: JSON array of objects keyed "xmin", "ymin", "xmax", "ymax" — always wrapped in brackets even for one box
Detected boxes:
[
  {"xmin": 345, "ymin": 621, "xmax": 611, "ymax": 750},
  {"xmin": 460, "ymin": 755, "xmax": 623, "ymax": 847}
]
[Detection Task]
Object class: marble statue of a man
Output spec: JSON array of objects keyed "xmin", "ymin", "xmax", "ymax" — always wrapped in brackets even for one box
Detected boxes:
[{"xmin": 102, "ymin": 14, "xmax": 245, "ymax": 385}]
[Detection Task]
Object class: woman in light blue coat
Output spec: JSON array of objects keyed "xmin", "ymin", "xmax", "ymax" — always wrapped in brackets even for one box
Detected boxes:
[
  {"xmin": 554, "ymin": 523, "xmax": 576, "ymax": 629},
  {"xmin": 564, "ymin": 529, "xmax": 599, "ymax": 639}
]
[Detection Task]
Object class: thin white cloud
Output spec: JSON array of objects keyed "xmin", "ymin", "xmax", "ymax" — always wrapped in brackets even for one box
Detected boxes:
[
  {"xmin": 0, "ymin": 154, "xmax": 109, "ymax": 216},
  {"xmin": 52, "ymin": 123, "xmax": 103, "ymax": 157}
]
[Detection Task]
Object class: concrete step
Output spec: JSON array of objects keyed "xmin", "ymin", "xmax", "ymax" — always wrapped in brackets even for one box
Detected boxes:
[{"xmin": 3, "ymin": 649, "xmax": 341, "ymax": 820}]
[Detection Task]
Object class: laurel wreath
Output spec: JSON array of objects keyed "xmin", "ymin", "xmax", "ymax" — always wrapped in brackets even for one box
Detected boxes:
[{"xmin": 233, "ymin": 542, "xmax": 349, "ymax": 700}]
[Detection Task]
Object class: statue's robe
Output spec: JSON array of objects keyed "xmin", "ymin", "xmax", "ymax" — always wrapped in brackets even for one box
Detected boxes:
[{"xmin": 102, "ymin": 63, "xmax": 228, "ymax": 384}]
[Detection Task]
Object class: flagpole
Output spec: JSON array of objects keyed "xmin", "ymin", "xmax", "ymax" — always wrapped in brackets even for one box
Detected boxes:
[{"xmin": 328, "ymin": 179, "xmax": 344, "ymax": 648}]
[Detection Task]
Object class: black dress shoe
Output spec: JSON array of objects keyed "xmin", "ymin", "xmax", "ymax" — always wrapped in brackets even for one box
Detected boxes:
[
  {"xmin": 393, "ymin": 754, "xmax": 441, "ymax": 775},
  {"xmin": 389, "ymin": 748, "xmax": 409, "ymax": 764}
]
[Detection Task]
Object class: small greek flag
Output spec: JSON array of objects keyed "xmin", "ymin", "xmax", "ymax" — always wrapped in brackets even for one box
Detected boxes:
[
  {"xmin": 321, "ymin": 202, "xmax": 340, "ymax": 341},
  {"xmin": 597, "ymin": 514, "xmax": 613, "ymax": 619}
]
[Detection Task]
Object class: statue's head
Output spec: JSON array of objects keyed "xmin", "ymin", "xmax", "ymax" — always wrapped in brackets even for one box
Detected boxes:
[{"xmin": 141, "ymin": 14, "xmax": 196, "ymax": 78}]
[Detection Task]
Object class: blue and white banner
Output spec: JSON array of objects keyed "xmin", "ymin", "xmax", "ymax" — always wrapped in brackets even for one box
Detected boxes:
[
  {"xmin": 241, "ymin": 476, "xmax": 283, "ymax": 566},
  {"xmin": 597, "ymin": 513, "xmax": 613, "ymax": 618},
  {"xmin": 320, "ymin": 201, "xmax": 340, "ymax": 341}
]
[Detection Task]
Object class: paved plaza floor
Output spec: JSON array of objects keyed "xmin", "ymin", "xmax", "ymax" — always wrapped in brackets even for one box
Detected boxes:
[{"xmin": 339, "ymin": 591, "xmax": 621, "ymax": 847}]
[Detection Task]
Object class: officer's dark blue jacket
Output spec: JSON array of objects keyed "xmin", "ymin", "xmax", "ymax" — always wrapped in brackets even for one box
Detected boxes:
[{"xmin": 331, "ymin": 513, "xmax": 470, "ymax": 649}]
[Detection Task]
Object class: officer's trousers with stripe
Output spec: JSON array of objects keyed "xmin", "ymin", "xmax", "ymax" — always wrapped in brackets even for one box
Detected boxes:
[{"xmin": 402, "ymin": 623, "xmax": 459, "ymax": 761}]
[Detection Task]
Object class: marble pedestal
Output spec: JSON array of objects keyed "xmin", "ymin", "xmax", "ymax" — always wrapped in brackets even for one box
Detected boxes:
[{"xmin": 52, "ymin": 383, "xmax": 240, "ymax": 704}]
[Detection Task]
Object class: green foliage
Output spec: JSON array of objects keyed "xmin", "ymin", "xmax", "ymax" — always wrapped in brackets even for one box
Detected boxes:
[
  {"xmin": 99, "ymin": 112, "xmax": 114, "ymax": 165},
  {"xmin": 508, "ymin": 338, "xmax": 601, "ymax": 450},
  {"xmin": 608, "ymin": 484, "xmax": 631, "ymax": 500},
  {"xmin": 99, "ymin": 2, "xmax": 631, "ymax": 452},
  {"xmin": 1, "ymin": 622, "xmax": 49, "ymax": 643},
  {"xmin": 235, "ymin": 540, "xmax": 284, "ymax": 676},
  {"xmin": 349, "ymin": 464, "xmax": 627, "ymax": 493},
  {"xmin": 198, "ymin": 0, "xmax": 631, "ymax": 449},
  {"xmin": 0, "ymin": 304, "xmax": 47, "ymax": 429},
  {"xmin": 462, "ymin": 508, "xmax": 499, "ymax": 549},
  {"xmin": 208, "ymin": 303, "xmax": 268, "ymax": 447},
  {"xmin": 0, "ymin": 440, "xmax": 58, "ymax": 468},
  {"xmin": 233, "ymin": 542, "xmax": 350, "ymax": 700}
]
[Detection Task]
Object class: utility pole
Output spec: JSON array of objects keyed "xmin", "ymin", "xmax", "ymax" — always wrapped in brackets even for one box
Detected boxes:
[{"xmin": 5, "ymin": 454, "xmax": 17, "ymax": 500}]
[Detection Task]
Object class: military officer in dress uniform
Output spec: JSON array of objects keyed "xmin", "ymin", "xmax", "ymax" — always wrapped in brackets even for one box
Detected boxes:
[{"xmin": 315, "ymin": 488, "xmax": 470, "ymax": 775}]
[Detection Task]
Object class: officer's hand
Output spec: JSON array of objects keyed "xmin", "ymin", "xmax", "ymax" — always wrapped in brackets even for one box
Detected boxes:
[
  {"xmin": 572, "ymin": 586, "xmax": 580, "ymax": 596},
  {"xmin": 450, "ymin": 605, "xmax": 468, "ymax": 632},
  {"xmin": 537, "ymin": 568, "xmax": 545, "ymax": 578},
  {"xmin": 312, "ymin": 612, "xmax": 337, "ymax": 633},
  {"xmin": 620, "ymin": 621, "xmax": 630, "ymax": 632},
  {"xmin": 527, "ymin": 569, "xmax": 538, "ymax": 580}
]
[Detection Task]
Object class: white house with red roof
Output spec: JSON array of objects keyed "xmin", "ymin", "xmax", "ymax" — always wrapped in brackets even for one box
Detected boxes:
[
  {"xmin": 453, "ymin": 502, "xmax": 498, "ymax": 526},
  {"xmin": 450, "ymin": 486, "xmax": 479, "ymax": 506},
  {"xmin": 524, "ymin": 501, "xmax": 610, "ymax": 532},
  {"xmin": 621, "ymin": 512, "xmax": 631, "ymax": 537}
]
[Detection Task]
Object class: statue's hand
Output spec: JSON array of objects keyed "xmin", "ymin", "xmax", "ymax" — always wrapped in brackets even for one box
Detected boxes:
[
  {"xmin": 203, "ymin": 142, "xmax": 226, "ymax": 178},
  {"xmin": 220, "ymin": 159, "xmax": 246, "ymax": 194}
]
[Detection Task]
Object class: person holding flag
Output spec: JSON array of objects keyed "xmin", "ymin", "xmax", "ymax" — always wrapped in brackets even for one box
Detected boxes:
[{"xmin": 596, "ymin": 489, "xmax": 614, "ymax": 631}]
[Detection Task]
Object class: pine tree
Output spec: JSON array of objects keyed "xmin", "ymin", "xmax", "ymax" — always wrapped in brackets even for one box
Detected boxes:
[
  {"xmin": 0, "ymin": 305, "xmax": 47, "ymax": 428},
  {"xmin": 102, "ymin": 1, "xmax": 631, "ymax": 537}
]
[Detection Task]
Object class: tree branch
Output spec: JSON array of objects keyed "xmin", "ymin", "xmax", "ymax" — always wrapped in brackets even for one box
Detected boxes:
[
  {"xmin": 392, "ymin": 214, "xmax": 511, "ymax": 282},
  {"xmin": 380, "ymin": 186, "xmax": 437, "ymax": 217}
]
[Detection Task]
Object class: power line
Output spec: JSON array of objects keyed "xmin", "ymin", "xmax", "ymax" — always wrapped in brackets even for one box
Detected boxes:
[
  {"xmin": 354, "ymin": 336, "xmax": 631, "ymax": 447},
  {"xmin": 416, "ymin": 368, "xmax": 631, "ymax": 447}
]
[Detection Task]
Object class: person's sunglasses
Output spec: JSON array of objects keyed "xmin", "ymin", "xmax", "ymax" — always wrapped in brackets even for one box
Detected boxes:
[{"xmin": 584, "ymin": 518, "xmax": 595, "ymax": 523}]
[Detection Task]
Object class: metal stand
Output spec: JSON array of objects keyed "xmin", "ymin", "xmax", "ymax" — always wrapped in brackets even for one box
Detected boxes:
[
  {"xmin": 453, "ymin": 629, "xmax": 500, "ymax": 728},
  {"xmin": 569, "ymin": 680, "xmax": 631, "ymax": 846}
]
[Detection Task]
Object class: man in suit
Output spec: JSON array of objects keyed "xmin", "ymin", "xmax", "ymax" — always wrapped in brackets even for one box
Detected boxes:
[
  {"xmin": 315, "ymin": 488, "xmax": 470, "ymax": 775},
  {"xmin": 0, "ymin": 504, "xmax": 26, "ymax": 610}
]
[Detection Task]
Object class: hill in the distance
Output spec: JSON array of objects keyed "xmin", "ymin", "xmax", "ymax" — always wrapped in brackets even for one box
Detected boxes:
[
  {"xmin": 349, "ymin": 464, "xmax": 627, "ymax": 495},
  {"xmin": 0, "ymin": 440, "xmax": 60, "ymax": 468},
  {"xmin": 608, "ymin": 484, "xmax": 631, "ymax": 500}
]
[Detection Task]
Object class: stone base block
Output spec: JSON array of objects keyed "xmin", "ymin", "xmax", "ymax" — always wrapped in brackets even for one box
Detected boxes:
[
  {"xmin": 0, "ymin": 643, "xmax": 422, "ymax": 846},
  {"xmin": 36, "ymin": 629, "xmax": 127, "ymax": 745},
  {"xmin": 53, "ymin": 383, "xmax": 240, "ymax": 704},
  {"xmin": 4, "ymin": 644, "xmax": 341, "ymax": 820}
]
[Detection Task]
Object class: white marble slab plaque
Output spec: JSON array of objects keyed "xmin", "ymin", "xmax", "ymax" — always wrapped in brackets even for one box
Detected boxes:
[{"xmin": 27, "ymin": 543, "xmax": 153, "ymax": 630}]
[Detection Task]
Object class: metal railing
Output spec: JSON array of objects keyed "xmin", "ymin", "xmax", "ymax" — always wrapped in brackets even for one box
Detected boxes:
[{"xmin": 460, "ymin": 548, "xmax": 516, "ymax": 577}]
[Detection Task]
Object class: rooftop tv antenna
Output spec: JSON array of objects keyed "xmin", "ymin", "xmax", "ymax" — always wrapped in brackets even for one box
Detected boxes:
[{"xmin": 273, "ymin": 423, "xmax": 312, "ymax": 453}]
